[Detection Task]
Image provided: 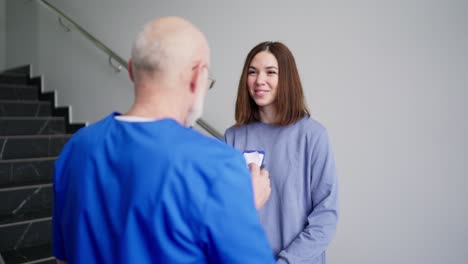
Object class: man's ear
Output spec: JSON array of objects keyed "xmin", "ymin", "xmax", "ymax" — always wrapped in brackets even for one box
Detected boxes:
[
  {"xmin": 189, "ymin": 64, "xmax": 202, "ymax": 94},
  {"xmin": 128, "ymin": 59, "xmax": 134, "ymax": 82}
]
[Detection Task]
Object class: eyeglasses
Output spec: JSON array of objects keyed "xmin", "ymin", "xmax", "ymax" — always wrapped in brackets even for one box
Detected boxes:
[
  {"xmin": 208, "ymin": 76, "xmax": 216, "ymax": 90},
  {"xmin": 192, "ymin": 64, "xmax": 215, "ymax": 90}
]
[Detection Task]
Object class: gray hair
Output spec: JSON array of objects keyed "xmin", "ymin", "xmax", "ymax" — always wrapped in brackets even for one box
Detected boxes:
[{"xmin": 130, "ymin": 23, "xmax": 167, "ymax": 76}]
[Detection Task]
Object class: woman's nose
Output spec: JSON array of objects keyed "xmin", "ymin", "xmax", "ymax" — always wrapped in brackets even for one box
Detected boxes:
[{"xmin": 255, "ymin": 72, "xmax": 266, "ymax": 85}]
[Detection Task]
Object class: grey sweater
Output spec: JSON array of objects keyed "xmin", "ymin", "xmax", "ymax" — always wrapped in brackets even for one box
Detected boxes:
[{"xmin": 225, "ymin": 116, "xmax": 338, "ymax": 264}]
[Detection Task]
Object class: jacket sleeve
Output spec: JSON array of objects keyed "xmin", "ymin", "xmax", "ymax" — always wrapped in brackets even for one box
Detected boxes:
[
  {"xmin": 201, "ymin": 152, "xmax": 275, "ymax": 264},
  {"xmin": 277, "ymin": 130, "xmax": 339, "ymax": 263}
]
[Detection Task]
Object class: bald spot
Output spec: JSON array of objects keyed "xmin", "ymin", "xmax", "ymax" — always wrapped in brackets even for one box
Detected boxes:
[{"xmin": 132, "ymin": 17, "xmax": 210, "ymax": 87}]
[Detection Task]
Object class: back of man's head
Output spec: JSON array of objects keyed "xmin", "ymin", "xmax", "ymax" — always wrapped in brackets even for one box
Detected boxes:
[
  {"xmin": 130, "ymin": 17, "xmax": 210, "ymax": 87},
  {"xmin": 125, "ymin": 17, "xmax": 211, "ymax": 127}
]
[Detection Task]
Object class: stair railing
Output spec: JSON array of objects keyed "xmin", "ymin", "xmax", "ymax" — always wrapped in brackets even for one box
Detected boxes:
[{"xmin": 36, "ymin": 0, "xmax": 223, "ymax": 139}]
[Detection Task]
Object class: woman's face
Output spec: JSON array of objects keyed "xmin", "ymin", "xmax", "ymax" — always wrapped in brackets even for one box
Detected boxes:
[{"xmin": 247, "ymin": 51, "xmax": 279, "ymax": 109}]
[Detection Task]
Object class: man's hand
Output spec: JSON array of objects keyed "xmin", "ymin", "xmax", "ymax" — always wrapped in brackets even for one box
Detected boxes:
[{"xmin": 249, "ymin": 163, "xmax": 271, "ymax": 209}]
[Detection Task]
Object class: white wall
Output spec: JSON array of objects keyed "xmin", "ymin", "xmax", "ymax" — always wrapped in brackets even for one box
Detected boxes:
[
  {"xmin": 6, "ymin": 0, "xmax": 468, "ymax": 263},
  {"xmin": 0, "ymin": 0, "xmax": 5, "ymax": 71},
  {"xmin": 5, "ymin": 0, "xmax": 38, "ymax": 70},
  {"xmin": 35, "ymin": 0, "xmax": 133, "ymax": 124}
]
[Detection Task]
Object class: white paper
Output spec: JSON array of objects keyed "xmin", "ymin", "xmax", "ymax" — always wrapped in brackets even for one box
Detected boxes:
[{"xmin": 243, "ymin": 151, "xmax": 264, "ymax": 167}]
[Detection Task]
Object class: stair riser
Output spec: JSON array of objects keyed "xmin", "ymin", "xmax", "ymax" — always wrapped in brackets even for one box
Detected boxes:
[
  {"xmin": 0, "ymin": 186, "xmax": 52, "ymax": 217},
  {"xmin": 0, "ymin": 119, "xmax": 66, "ymax": 136},
  {"xmin": 1, "ymin": 244, "xmax": 53, "ymax": 264},
  {"xmin": 0, "ymin": 75, "xmax": 29, "ymax": 85},
  {"xmin": 0, "ymin": 86, "xmax": 38, "ymax": 101},
  {"xmin": 2, "ymin": 66, "xmax": 31, "ymax": 75},
  {"xmin": 0, "ymin": 219, "xmax": 51, "ymax": 252},
  {"xmin": 0, "ymin": 102, "xmax": 52, "ymax": 117},
  {"xmin": 0, "ymin": 136, "xmax": 70, "ymax": 160},
  {"xmin": 0, "ymin": 159, "xmax": 54, "ymax": 187}
]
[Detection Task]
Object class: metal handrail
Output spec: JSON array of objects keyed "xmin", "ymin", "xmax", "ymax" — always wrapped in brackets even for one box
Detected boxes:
[
  {"xmin": 36, "ymin": 0, "xmax": 223, "ymax": 139},
  {"xmin": 37, "ymin": 0, "xmax": 127, "ymax": 71},
  {"xmin": 197, "ymin": 119, "xmax": 224, "ymax": 139}
]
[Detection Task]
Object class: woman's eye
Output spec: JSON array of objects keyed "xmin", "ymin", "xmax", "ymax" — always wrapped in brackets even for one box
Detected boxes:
[
  {"xmin": 248, "ymin": 71, "xmax": 257, "ymax": 75},
  {"xmin": 268, "ymin": 71, "xmax": 277, "ymax": 75}
]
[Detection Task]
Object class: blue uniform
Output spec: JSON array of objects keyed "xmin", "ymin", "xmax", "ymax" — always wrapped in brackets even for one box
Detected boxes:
[
  {"xmin": 53, "ymin": 113, "xmax": 274, "ymax": 264},
  {"xmin": 225, "ymin": 116, "xmax": 339, "ymax": 264}
]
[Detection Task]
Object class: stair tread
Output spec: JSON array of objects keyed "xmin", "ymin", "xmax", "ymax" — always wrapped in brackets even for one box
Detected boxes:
[
  {"xmin": 0, "ymin": 209, "xmax": 51, "ymax": 226},
  {"xmin": 0, "ymin": 100, "xmax": 49, "ymax": 104},
  {"xmin": 1, "ymin": 65, "xmax": 30, "ymax": 74},
  {"xmin": 0, "ymin": 116, "xmax": 63, "ymax": 120},
  {"xmin": 0, "ymin": 156, "xmax": 57, "ymax": 164},
  {"xmin": 0, "ymin": 72, "xmax": 28, "ymax": 76},
  {"xmin": 0, "ymin": 180, "xmax": 52, "ymax": 189},
  {"xmin": 1, "ymin": 243, "xmax": 53, "ymax": 264},
  {"xmin": 0, "ymin": 71, "xmax": 29, "ymax": 77},
  {"xmin": 0, "ymin": 182, "xmax": 52, "ymax": 191},
  {"xmin": 0, "ymin": 134, "xmax": 72, "ymax": 139},
  {"xmin": 0, "ymin": 83, "xmax": 36, "ymax": 89}
]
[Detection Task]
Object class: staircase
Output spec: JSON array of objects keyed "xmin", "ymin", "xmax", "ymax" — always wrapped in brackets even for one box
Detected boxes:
[{"xmin": 0, "ymin": 66, "xmax": 84, "ymax": 264}]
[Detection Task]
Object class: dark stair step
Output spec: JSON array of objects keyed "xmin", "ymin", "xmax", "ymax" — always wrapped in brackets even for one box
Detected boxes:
[
  {"xmin": 1, "ymin": 66, "xmax": 31, "ymax": 75},
  {"xmin": 0, "ymin": 117, "xmax": 66, "ymax": 136},
  {"xmin": 0, "ymin": 209, "xmax": 51, "ymax": 227},
  {"xmin": 1, "ymin": 243, "xmax": 54, "ymax": 264},
  {"xmin": 0, "ymin": 84, "xmax": 38, "ymax": 101},
  {"xmin": 0, "ymin": 100, "xmax": 52, "ymax": 117},
  {"xmin": 0, "ymin": 65, "xmax": 80, "ymax": 263},
  {"xmin": 0, "ymin": 211, "xmax": 51, "ymax": 252},
  {"xmin": 0, "ymin": 74, "xmax": 29, "ymax": 86},
  {"xmin": 0, "ymin": 157, "xmax": 56, "ymax": 188},
  {"xmin": 0, "ymin": 135, "xmax": 71, "ymax": 160},
  {"xmin": 0, "ymin": 184, "xmax": 52, "ymax": 220}
]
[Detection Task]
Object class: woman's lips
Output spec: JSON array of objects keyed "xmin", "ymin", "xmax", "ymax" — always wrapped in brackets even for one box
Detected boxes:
[{"xmin": 254, "ymin": 89, "xmax": 269, "ymax": 96}]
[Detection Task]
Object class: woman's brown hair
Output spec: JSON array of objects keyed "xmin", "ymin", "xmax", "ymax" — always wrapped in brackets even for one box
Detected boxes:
[{"xmin": 235, "ymin": 41, "xmax": 310, "ymax": 126}]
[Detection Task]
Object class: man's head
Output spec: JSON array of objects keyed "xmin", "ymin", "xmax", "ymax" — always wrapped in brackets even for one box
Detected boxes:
[{"xmin": 128, "ymin": 17, "xmax": 211, "ymax": 126}]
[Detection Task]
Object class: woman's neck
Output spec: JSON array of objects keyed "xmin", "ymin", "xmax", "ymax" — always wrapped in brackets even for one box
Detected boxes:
[{"xmin": 259, "ymin": 105, "xmax": 277, "ymax": 124}]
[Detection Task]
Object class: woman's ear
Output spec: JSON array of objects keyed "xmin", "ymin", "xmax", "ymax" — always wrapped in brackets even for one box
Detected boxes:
[{"xmin": 128, "ymin": 59, "xmax": 134, "ymax": 82}]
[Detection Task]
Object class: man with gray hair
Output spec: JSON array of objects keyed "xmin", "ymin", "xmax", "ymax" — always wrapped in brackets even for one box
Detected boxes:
[{"xmin": 52, "ymin": 16, "xmax": 274, "ymax": 263}]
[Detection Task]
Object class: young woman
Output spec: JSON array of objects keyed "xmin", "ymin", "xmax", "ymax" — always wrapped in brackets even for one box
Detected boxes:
[{"xmin": 225, "ymin": 41, "xmax": 339, "ymax": 264}]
